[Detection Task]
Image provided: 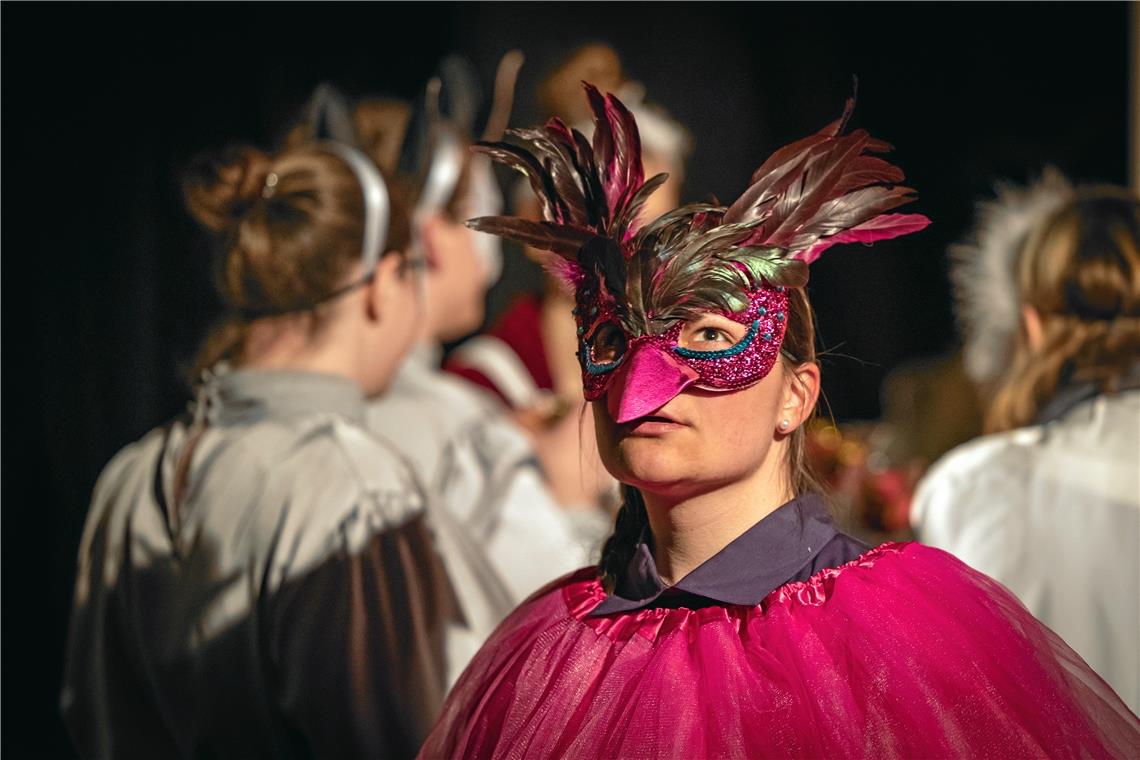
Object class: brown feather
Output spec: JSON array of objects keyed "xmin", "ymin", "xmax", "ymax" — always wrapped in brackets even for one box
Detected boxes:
[{"xmin": 466, "ymin": 216, "xmax": 593, "ymax": 258}]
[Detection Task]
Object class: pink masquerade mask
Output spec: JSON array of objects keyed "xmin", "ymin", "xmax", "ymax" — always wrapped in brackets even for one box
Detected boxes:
[
  {"xmin": 577, "ymin": 286, "xmax": 789, "ymax": 422},
  {"xmin": 469, "ymin": 84, "xmax": 930, "ymax": 422}
]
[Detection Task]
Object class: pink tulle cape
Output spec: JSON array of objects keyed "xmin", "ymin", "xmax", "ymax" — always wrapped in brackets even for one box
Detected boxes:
[{"xmin": 420, "ymin": 543, "xmax": 1139, "ymax": 759}]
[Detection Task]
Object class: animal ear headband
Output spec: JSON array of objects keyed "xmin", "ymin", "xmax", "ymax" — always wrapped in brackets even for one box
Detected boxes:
[
  {"xmin": 469, "ymin": 84, "xmax": 930, "ymax": 422},
  {"xmin": 401, "ymin": 52, "xmax": 525, "ymax": 285}
]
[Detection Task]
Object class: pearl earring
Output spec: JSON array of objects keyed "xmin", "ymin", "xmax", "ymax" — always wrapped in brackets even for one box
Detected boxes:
[{"xmin": 779, "ymin": 419, "xmax": 791, "ymax": 430}]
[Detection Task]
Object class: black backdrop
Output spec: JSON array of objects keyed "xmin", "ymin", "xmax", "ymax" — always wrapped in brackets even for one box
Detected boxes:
[{"xmin": 2, "ymin": 3, "xmax": 1129, "ymax": 755}]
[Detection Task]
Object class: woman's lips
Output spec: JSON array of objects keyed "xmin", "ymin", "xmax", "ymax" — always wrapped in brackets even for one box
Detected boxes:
[{"xmin": 623, "ymin": 414, "xmax": 688, "ymax": 436}]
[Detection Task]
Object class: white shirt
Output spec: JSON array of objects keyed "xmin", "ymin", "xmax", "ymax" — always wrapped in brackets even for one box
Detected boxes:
[{"xmin": 913, "ymin": 389, "xmax": 1140, "ymax": 713}]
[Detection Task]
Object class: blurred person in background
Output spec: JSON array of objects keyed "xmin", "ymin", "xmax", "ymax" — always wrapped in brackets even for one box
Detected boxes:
[
  {"xmin": 421, "ymin": 85, "xmax": 1139, "ymax": 758},
  {"xmin": 61, "ymin": 136, "xmax": 456, "ymax": 757},
  {"xmin": 913, "ymin": 177, "xmax": 1140, "ymax": 713},
  {"xmin": 446, "ymin": 44, "xmax": 692, "ymax": 527},
  {"xmin": 349, "ymin": 56, "xmax": 595, "ymax": 658}
]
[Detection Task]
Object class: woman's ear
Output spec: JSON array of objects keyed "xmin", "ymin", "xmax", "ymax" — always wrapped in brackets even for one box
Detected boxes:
[
  {"xmin": 364, "ymin": 252, "xmax": 408, "ymax": 324},
  {"xmin": 418, "ymin": 213, "xmax": 447, "ymax": 268},
  {"xmin": 779, "ymin": 361, "xmax": 821, "ymax": 434},
  {"xmin": 1021, "ymin": 304, "xmax": 1045, "ymax": 351}
]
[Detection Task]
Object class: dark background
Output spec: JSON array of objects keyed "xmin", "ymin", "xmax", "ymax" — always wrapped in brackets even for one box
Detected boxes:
[{"xmin": 2, "ymin": 3, "xmax": 1129, "ymax": 755}]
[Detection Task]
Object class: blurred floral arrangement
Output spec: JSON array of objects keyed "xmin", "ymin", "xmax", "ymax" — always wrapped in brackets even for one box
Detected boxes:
[{"xmin": 805, "ymin": 419, "xmax": 924, "ymax": 539}]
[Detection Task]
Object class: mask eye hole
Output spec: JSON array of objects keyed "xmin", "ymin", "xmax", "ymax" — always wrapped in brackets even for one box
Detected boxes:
[
  {"xmin": 673, "ymin": 316, "xmax": 761, "ymax": 359},
  {"xmin": 587, "ymin": 322, "xmax": 627, "ymax": 369}
]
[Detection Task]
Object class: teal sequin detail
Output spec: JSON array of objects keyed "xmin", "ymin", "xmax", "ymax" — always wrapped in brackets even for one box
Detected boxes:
[
  {"xmin": 673, "ymin": 320, "xmax": 761, "ymax": 360},
  {"xmin": 581, "ymin": 339, "xmax": 623, "ymax": 375}
]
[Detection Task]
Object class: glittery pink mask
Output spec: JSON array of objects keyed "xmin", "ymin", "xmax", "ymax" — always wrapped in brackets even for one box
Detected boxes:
[{"xmin": 576, "ymin": 286, "xmax": 790, "ymax": 423}]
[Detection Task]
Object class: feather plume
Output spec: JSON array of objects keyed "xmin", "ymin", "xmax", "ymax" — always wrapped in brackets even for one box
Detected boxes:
[
  {"xmin": 723, "ymin": 101, "xmax": 928, "ymax": 261},
  {"xmin": 472, "ymin": 143, "xmax": 569, "ymax": 224},
  {"xmin": 617, "ymin": 206, "xmax": 806, "ymax": 326},
  {"xmin": 534, "ymin": 250, "xmax": 586, "ymax": 294},
  {"xmin": 798, "ymin": 213, "xmax": 931, "ymax": 264},
  {"xmin": 469, "ymin": 81, "xmax": 660, "ymax": 308},
  {"xmin": 468, "ymin": 85, "xmax": 930, "ymax": 339}
]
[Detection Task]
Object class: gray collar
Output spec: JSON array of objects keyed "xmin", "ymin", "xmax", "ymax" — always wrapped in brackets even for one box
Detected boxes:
[
  {"xmin": 201, "ymin": 368, "xmax": 367, "ymax": 427},
  {"xmin": 387, "ymin": 342, "xmax": 444, "ymax": 396},
  {"xmin": 590, "ymin": 493, "xmax": 839, "ymax": 615},
  {"xmin": 406, "ymin": 341, "xmax": 444, "ymax": 372}
]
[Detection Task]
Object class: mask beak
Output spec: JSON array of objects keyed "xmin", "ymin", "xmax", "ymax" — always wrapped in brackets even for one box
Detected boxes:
[{"xmin": 607, "ymin": 344, "xmax": 699, "ymax": 424}]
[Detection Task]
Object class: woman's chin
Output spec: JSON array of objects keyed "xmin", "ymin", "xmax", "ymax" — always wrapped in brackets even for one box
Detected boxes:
[{"xmin": 611, "ymin": 441, "xmax": 699, "ymax": 491}]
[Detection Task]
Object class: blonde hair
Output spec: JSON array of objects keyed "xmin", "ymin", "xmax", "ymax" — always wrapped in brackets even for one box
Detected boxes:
[{"xmin": 986, "ymin": 187, "xmax": 1140, "ymax": 432}]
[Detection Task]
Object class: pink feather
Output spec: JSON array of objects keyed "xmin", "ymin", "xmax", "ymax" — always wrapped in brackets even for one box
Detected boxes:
[
  {"xmin": 796, "ymin": 213, "xmax": 931, "ymax": 264},
  {"xmin": 536, "ymin": 251, "xmax": 587, "ymax": 294}
]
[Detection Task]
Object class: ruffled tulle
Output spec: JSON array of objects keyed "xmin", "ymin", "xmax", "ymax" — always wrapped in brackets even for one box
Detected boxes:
[{"xmin": 421, "ymin": 543, "xmax": 1139, "ymax": 759}]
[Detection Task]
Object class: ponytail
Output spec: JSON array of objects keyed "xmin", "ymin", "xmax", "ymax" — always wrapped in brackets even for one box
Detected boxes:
[{"xmin": 598, "ymin": 485, "xmax": 649, "ymax": 594}]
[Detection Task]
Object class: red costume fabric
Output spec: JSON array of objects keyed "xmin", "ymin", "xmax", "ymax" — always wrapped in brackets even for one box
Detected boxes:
[{"xmin": 445, "ymin": 294, "xmax": 553, "ymax": 408}]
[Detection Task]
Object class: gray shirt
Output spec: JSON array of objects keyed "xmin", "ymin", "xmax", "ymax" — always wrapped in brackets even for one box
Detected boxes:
[
  {"xmin": 61, "ymin": 369, "xmax": 457, "ymax": 759},
  {"xmin": 368, "ymin": 346, "xmax": 601, "ymax": 606}
]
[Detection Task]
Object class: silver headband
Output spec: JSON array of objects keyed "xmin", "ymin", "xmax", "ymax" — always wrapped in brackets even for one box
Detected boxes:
[
  {"xmin": 318, "ymin": 140, "xmax": 390, "ymax": 275},
  {"xmin": 416, "ymin": 124, "xmax": 465, "ymax": 220},
  {"xmin": 414, "ymin": 115, "xmax": 507, "ymax": 285}
]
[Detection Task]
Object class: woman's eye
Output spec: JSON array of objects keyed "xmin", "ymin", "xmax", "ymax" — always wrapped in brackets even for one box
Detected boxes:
[{"xmin": 699, "ymin": 327, "xmax": 728, "ymax": 343}]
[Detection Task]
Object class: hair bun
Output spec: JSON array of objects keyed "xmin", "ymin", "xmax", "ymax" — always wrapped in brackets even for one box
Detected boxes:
[{"xmin": 183, "ymin": 145, "xmax": 273, "ymax": 232}]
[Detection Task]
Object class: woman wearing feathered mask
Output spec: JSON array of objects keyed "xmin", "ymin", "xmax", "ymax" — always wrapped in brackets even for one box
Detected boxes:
[{"xmin": 419, "ymin": 85, "xmax": 1139, "ymax": 758}]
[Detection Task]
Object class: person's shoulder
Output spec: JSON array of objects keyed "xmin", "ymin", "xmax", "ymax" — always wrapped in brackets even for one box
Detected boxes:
[
  {"xmin": 793, "ymin": 541, "xmax": 986, "ymax": 604},
  {"xmin": 495, "ymin": 567, "xmax": 599, "ymax": 628},
  {"xmin": 371, "ymin": 361, "xmax": 506, "ymax": 431},
  {"xmin": 91, "ymin": 424, "xmax": 171, "ymax": 505},
  {"xmin": 911, "ymin": 427, "xmax": 1042, "ymax": 529},
  {"xmin": 417, "ymin": 367, "xmax": 507, "ymax": 423},
  {"xmin": 78, "ymin": 424, "xmax": 177, "ymax": 569},
  {"xmin": 270, "ymin": 414, "xmax": 426, "ymax": 528},
  {"xmin": 441, "ymin": 360, "xmax": 509, "ymax": 404},
  {"xmin": 924, "ymin": 427, "xmax": 1043, "ymax": 486},
  {"xmin": 252, "ymin": 417, "xmax": 430, "ymax": 584},
  {"xmin": 856, "ymin": 541, "xmax": 1017, "ymax": 592},
  {"xmin": 271, "ymin": 410, "xmax": 407, "ymax": 473}
]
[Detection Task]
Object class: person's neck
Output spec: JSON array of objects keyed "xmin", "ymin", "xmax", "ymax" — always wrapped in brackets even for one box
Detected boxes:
[
  {"xmin": 641, "ymin": 461, "xmax": 793, "ymax": 586},
  {"xmin": 240, "ymin": 318, "xmax": 363, "ymax": 387}
]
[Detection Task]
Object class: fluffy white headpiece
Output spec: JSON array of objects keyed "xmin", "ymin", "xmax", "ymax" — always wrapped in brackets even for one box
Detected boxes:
[{"xmin": 951, "ymin": 168, "xmax": 1074, "ymax": 383}]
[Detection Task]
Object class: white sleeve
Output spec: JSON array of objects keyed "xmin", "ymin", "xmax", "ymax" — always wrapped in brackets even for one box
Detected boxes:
[{"xmin": 439, "ymin": 415, "xmax": 588, "ymax": 603}]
